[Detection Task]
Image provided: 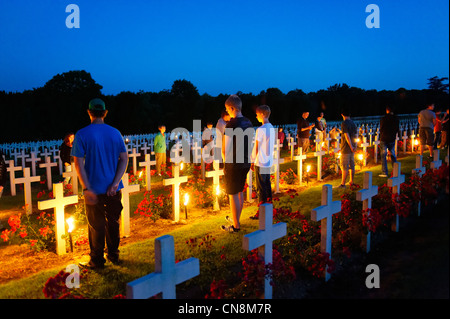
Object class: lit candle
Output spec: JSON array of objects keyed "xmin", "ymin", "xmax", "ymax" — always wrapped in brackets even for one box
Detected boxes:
[
  {"xmin": 66, "ymin": 217, "xmax": 75, "ymax": 253},
  {"xmin": 184, "ymin": 193, "xmax": 189, "ymax": 219}
]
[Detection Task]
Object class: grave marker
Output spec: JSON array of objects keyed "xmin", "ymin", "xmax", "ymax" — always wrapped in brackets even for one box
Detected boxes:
[
  {"xmin": 120, "ymin": 173, "xmax": 141, "ymax": 237},
  {"xmin": 15, "ymin": 167, "xmax": 40, "ymax": 215},
  {"xmin": 387, "ymin": 162, "xmax": 405, "ymax": 232},
  {"xmin": 293, "ymin": 147, "xmax": 307, "ymax": 186},
  {"xmin": 163, "ymin": 164, "xmax": 188, "ymax": 222},
  {"xmin": 7, "ymin": 160, "xmax": 22, "ymax": 196},
  {"xmin": 243, "ymin": 203, "xmax": 287, "ymax": 299},
  {"xmin": 430, "ymin": 149, "xmax": 442, "ymax": 170},
  {"xmin": 139, "ymin": 153, "xmax": 156, "ymax": 191},
  {"xmin": 356, "ymin": 172, "xmax": 378, "ymax": 252},
  {"xmin": 272, "ymin": 139, "xmax": 284, "ymax": 194},
  {"xmin": 412, "ymin": 155, "xmax": 425, "ymax": 216},
  {"xmin": 39, "ymin": 156, "xmax": 57, "ymax": 190},
  {"xmin": 126, "ymin": 235, "xmax": 200, "ymax": 299},
  {"xmin": 38, "ymin": 182, "xmax": 78, "ymax": 255},
  {"xmin": 311, "ymin": 184, "xmax": 341, "ymax": 281}
]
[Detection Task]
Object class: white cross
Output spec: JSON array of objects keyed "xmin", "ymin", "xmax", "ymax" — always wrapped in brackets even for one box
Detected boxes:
[
  {"xmin": 246, "ymin": 169, "xmax": 253, "ymax": 203},
  {"xmin": 402, "ymin": 131, "xmax": 408, "ymax": 153},
  {"xmin": 288, "ymin": 136, "xmax": 296, "ymax": 160},
  {"xmin": 170, "ymin": 140, "xmax": 184, "ymax": 164},
  {"xmin": 313, "ymin": 136, "xmax": 326, "ymax": 181},
  {"xmin": 25, "ymin": 151, "xmax": 41, "ymax": 176},
  {"xmin": 360, "ymin": 136, "xmax": 370, "ymax": 167},
  {"xmin": 7, "ymin": 160, "xmax": 22, "ymax": 196},
  {"xmin": 191, "ymin": 140, "xmax": 202, "ymax": 164},
  {"xmin": 311, "ymin": 184, "xmax": 341, "ymax": 281},
  {"xmin": 128, "ymin": 148, "xmax": 141, "ymax": 175},
  {"xmin": 62, "ymin": 163, "xmax": 79, "ymax": 195},
  {"xmin": 412, "ymin": 155, "xmax": 425, "ymax": 216},
  {"xmin": 126, "ymin": 234, "xmax": 200, "ymax": 299},
  {"xmin": 16, "ymin": 150, "xmax": 29, "ymax": 169},
  {"xmin": 410, "ymin": 130, "xmax": 416, "ymax": 153},
  {"xmin": 324, "ymin": 133, "xmax": 332, "ymax": 155},
  {"xmin": 387, "ymin": 162, "xmax": 405, "ymax": 232},
  {"xmin": 39, "ymin": 156, "xmax": 57, "ymax": 190},
  {"xmin": 205, "ymin": 159, "xmax": 224, "ymax": 186},
  {"xmin": 139, "ymin": 153, "xmax": 156, "ymax": 191},
  {"xmin": 373, "ymin": 135, "xmax": 380, "ymax": 164},
  {"xmin": 430, "ymin": 149, "xmax": 442, "ymax": 170},
  {"xmin": 412, "ymin": 155, "xmax": 426, "ymax": 178},
  {"xmin": 272, "ymin": 139, "xmax": 285, "ymax": 194},
  {"xmin": 293, "ymin": 147, "xmax": 307, "ymax": 186},
  {"xmin": 163, "ymin": 164, "xmax": 188, "ymax": 222},
  {"xmin": 15, "ymin": 167, "xmax": 41, "ymax": 215},
  {"xmin": 243, "ymin": 203, "xmax": 287, "ymax": 299},
  {"xmin": 37, "ymin": 182, "xmax": 78, "ymax": 255},
  {"xmin": 356, "ymin": 172, "xmax": 378, "ymax": 253},
  {"xmin": 120, "ymin": 173, "xmax": 141, "ymax": 237},
  {"xmin": 140, "ymin": 142, "xmax": 150, "ymax": 156}
]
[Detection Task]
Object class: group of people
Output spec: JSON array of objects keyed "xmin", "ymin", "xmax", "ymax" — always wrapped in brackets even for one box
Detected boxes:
[
  {"xmin": 58, "ymin": 95, "xmax": 276, "ymax": 269},
  {"xmin": 2, "ymin": 95, "xmax": 447, "ymax": 271}
]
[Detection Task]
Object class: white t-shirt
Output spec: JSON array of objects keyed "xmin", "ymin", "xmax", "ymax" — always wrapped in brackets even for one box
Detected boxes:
[{"xmin": 251, "ymin": 123, "xmax": 275, "ymax": 168}]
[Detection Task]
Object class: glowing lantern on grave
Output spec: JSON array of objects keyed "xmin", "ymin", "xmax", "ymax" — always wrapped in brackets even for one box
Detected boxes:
[
  {"xmin": 180, "ymin": 162, "xmax": 184, "ymax": 171},
  {"xmin": 357, "ymin": 153, "xmax": 364, "ymax": 161},
  {"xmin": 414, "ymin": 139, "xmax": 419, "ymax": 146},
  {"xmin": 184, "ymin": 193, "xmax": 189, "ymax": 206},
  {"xmin": 306, "ymin": 165, "xmax": 311, "ymax": 173}
]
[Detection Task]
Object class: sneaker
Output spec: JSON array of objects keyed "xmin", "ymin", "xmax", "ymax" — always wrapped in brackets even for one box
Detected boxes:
[
  {"xmin": 379, "ymin": 174, "xmax": 388, "ymax": 177},
  {"xmin": 335, "ymin": 184, "xmax": 346, "ymax": 189},
  {"xmin": 221, "ymin": 225, "xmax": 240, "ymax": 233}
]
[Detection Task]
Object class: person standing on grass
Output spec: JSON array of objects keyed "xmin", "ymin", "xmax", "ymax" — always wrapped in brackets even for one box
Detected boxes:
[
  {"xmin": 418, "ymin": 103, "xmax": 436, "ymax": 157},
  {"xmin": 154, "ymin": 125, "xmax": 167, "ymax": 176},
  {"xmin": 221, "ymin": 94, "xmax": 254, "ymax": 233},
  {"xmin": 297, "ymin": 111, "xmax": 315, "ymax": 153},
  {"xmin": 337, "ymin": 107, "xmax": 357, "ymax": 188},
  {"xmin": 72, "ymin": 98, "xmax": 128, "ymax": 269},
  {"xmin": 379, "ymin": 105, "xmax": 399, "ymax": 177},
  {"xmin": 251, "ymin": 105, "xmax": 275, "ymax": 205}
]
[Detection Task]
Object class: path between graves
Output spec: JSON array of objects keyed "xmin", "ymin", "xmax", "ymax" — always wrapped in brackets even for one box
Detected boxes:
[{"xmin": 276, "ymin": 193, "xmax": 449, "ymax": 299}]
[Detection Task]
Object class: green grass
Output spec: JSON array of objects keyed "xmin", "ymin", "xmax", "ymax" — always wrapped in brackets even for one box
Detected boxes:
[{"xmin": 0, "ymin": 150, "xmax": 446, "ymax": 299}]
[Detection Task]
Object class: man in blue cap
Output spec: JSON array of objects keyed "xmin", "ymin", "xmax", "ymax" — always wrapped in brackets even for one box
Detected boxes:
[{"xmin": 72, "ymin": 98, "xmax": 128, "ymax": 269}]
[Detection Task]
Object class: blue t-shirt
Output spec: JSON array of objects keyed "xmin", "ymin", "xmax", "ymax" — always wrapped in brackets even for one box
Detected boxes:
[{"xmin": 71, "ymin": 123, "xmax": 127, "ymax": 194}]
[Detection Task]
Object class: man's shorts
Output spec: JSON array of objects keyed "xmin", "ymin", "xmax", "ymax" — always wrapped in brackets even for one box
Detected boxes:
[
  {"xmin": 419, "ymin": 127, "xmax": 434, "ymax": 146},
  {"xmin": 340, "ymin": 153, "xmax": 355, "ymax": 172},
  {"xmin": 224, "ymin": 164, "xmax": 250, "ymax": 195}
]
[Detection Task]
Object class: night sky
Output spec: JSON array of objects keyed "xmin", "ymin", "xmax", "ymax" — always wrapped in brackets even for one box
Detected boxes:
[{"xmin": 0, "ymin": 0, "xmax": 448, "ymax": 96}]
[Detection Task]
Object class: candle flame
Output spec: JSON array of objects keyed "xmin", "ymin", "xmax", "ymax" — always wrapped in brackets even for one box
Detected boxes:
[
  {"xmin": 138, "ymin": 170, "xmax": 143, "ymax": 178},
  {"xmin": 184, "ymin": 193, "xmax": 189, "ymax": 206},
  {"xmin": 67, "ymin": 217, "xmax": 75, "ymax": 233},
  {"xmin": 306, "ymin": 165, "xmax": 311, "ymax": 172},
  {"xmin": 414, "ymin": 139, "xmax": 419, "ymax": 146},
  {"xmin": 180, "ymin": 162, "xmax": 184, "ymax": 171},
  {"xmin": 358, "ymin": 153, "xmax": 364, "ymax": 161},
  {"xmin": 216, "ymin": 185, "xmax": 220, "ymax": 196}
]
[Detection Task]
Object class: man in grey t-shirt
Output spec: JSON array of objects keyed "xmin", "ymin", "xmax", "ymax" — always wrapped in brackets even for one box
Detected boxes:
[{"xmin": 418, "ymin": 103, "xmax": 436, "ymax": 157}]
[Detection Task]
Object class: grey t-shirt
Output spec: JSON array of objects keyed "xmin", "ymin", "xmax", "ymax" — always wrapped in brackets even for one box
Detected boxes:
[{"xmin": 418, "ymin": 109, "xmax": 436, "ymax": 129}]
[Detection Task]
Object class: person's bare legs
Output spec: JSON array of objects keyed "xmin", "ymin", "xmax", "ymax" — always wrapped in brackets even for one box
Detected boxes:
[
  {"xmin": 229, "ymin": 192, "xmax": 243, "ymax": 229},
  {"xmin": 341, "ymin": 169, "xmax": 348, "ymax": 185}
]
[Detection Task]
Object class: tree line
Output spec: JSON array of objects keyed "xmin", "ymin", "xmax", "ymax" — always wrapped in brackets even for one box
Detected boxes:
[{"xmin": 0, "ymin": 71, "xmax": 448, "ymax": 143}]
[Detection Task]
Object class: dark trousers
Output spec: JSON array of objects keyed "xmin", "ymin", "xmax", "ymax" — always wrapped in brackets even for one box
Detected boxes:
[
  {"xmin": 255, "ymin": 166, "xmax": 272, "ymax": 204},
  {"xmin": 85, "ymin": 192, "xmax": 123, "ymax": 265}
]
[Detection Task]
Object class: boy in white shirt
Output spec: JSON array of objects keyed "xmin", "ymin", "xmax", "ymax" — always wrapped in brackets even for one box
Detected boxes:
[{"xmin": 251, "ymin": 105, "xmax": 275, "ymax": 204}]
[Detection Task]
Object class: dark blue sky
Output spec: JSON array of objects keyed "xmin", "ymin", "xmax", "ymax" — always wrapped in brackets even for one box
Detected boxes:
[{"xmin": 0, "ymin": 0, "xmax": 448, "ymax": 96}]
